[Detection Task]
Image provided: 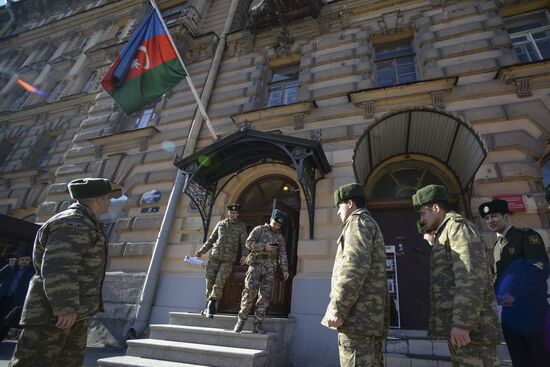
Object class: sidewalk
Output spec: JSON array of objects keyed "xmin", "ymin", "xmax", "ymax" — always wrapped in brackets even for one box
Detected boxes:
[{"xmin": 0, "ymin": 340, "xmax": 127, "ymax": 366}]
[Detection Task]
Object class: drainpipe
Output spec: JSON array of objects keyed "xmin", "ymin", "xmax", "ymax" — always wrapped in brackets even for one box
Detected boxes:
[
  {"xmin": 0, "ymin": 0, "xmax": 16, "ymax": 38},
  {"xmin": 128, "ymin": 0, "xmax": 241, "ymax": 339}
]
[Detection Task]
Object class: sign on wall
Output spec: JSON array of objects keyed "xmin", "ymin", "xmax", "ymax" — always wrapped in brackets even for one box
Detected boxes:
[{"xmin": 494, "ymin": 195, "xmax": 526, "ymax": 213}]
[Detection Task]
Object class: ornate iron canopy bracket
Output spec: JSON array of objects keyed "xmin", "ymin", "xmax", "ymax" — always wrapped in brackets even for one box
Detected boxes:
[{"xmin": 173, "ymin": 130, "xmax": 331, "ymax": 241}]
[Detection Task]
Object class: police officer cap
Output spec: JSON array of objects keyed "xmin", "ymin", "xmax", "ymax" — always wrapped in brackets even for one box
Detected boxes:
[
  {"xmin": 68, "ymin": 178, "xmax": 123, "ymax": 200},
  {"xmin": 478, "ymin": 199, "xmax": 509, "ymax": 218},
  {"xmin": 333, "ymin": 183, "xmax": 365, "ymax": 207},
  {"xmin": 227, "ymin": 203, "xmax": 241, "ymax": 212},
  {"xmin": 412, "ymin": 184, "xmax": 448, "ymax": 210},
  {"xmin": 271, "ymin": 209, "xmax": 287, "ymax": 224}
]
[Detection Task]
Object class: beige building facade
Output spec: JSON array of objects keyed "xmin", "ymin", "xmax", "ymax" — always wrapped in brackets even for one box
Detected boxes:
[{"xmin": 1, "ymin": 0, "xmax": 549, "ymax": 365}]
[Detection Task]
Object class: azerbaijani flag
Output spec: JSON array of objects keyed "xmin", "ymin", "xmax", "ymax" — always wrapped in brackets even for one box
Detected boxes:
[{"xmin": 101, "ymin": 10, "xmax": 186, "ymax": 115}]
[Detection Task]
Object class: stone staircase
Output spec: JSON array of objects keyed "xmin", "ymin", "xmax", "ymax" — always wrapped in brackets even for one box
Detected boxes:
[
  {"xmin": 384, "ymin": 330, "xmax": 512, "ymax": 367},
  {"xmin": 97, "ymin": 312, "xmax": 295, "ymax": 367}
]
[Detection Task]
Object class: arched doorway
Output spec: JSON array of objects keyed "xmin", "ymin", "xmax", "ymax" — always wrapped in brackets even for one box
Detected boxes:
[
  {"xmin": 218, "ymin": 175, "xmax": 300, "ymax": 316},
  {"xmin": 366, "ymin": 157, "xmax": 461, "ymax": 329},
  {"xmin": 352, "ymin": 108, "xmax": 486, "ymax": 329}
]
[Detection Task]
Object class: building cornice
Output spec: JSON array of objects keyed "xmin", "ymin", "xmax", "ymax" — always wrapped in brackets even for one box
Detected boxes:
[
  {"xmin": 1, "ymin": 0, "xmax": 137, "ymax": 47},
  {"xmin": 0, "ymin": 93, "xmax": 97, "ymax": 123}
]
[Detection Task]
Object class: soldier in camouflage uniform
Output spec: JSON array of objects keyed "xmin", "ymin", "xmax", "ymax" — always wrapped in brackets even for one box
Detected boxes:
[
  {"xmin": 10, "ymin": 178, "xmax": 122, "ymax": 367},
  {"xmin": 233, "ymin": 209, "xmax": 289, "ymax": 334},
  {"xmin": 195, "ymin": 203, "xmax": 248, "ymax": 318},
  {"xmin": 479, "ymin": 199, "xmax": 550, "ymax": 367},
  {"xmin": 413, "ymin": 185, "xmax": 500, "ymax": 367},
  {"xmin": 323, "ymin": 183, "xmax": 389, "ymax": 367}
]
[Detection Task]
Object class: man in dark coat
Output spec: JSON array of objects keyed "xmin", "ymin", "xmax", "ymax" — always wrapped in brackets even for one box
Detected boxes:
[
  {"xmin": 479, "ymin": 198, "xmax": 550, "ymax": 367},
  {"xmin": 0, "ymin": 251, "xmax": 35, "ymax": 340}
]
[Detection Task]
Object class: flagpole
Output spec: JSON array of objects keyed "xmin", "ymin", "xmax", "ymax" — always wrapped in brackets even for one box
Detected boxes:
[{"xmin": 148, "ymin": 0, "xmax": 218, "ymax": 140}]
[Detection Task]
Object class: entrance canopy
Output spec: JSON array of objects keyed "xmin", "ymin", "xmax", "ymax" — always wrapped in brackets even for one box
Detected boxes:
[
  {"xmin": 353, "ymin": 109, "xmax": 486, "ymax": 190},
  {"xmin": 173, "ymin": 128, "xmax": 331, "ymax": 239}
]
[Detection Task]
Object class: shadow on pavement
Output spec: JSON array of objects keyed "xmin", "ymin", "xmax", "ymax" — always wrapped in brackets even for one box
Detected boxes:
[{"xmin": 0, "ymin": 341, "xmax": 127, "ymax": 366}]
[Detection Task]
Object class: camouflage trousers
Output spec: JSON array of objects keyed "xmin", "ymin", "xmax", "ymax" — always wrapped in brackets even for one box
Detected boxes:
[
  {"xmin": 10, "ymin": 318, "xmax": 88, "ymax": 367},
  {"xmin": 338, "ymin": 332, "xmax": 385, "ymax": 367},
  {"xmin": 448, "ymin": 342, "xmax": 499, "ymax": 367},
  {"xmin": 237, "ymin": 263, "xmax": 276, "ymax": 326},
  {"xmin": 205, "ymin": 258, "xmax": 233, "ymax": 301}
]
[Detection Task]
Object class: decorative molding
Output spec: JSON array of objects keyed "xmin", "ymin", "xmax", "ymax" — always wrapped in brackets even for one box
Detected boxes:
[
  {"xmin": 86, "ymin": 126, "xmax": 160, "ymax": 157},
  {"xmin": 294, "ymin": 113, "xmax": 305, "ymax": 130},
  {"xmin": 361, "ymin": 101, "xmax": 375, "ymax": 119},
  {"xmin": 349, "ymin": 77, "xmax": 458, "ymax": 104},
  {"xmin": 231, "ymin": 101, "xmax": 316, "ymax": 127},
  {"xmin": 515, "ymin": 78, "xmax": 532, "ymax": 97},
  {"xmin": 431, "ymin": 90, "xmax": 446, "ymax": 109}
]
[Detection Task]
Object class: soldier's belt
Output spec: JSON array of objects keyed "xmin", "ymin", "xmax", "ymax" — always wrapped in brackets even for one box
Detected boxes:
[{"xmin": 255, "ymin": 254, "xmax": 277, "ymax": 260}]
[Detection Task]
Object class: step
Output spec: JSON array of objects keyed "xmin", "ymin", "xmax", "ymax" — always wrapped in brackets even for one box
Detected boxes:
[
  {"xmin": 98, "ymin": 356, "xmax": 209, "ymax": 367},
  {"xmin": 126, "ymin": 338, "xmax": 268, "ymax": 367},
  {"xmin": 149, "ymin": 324, "xmax": 276, "ymax": 350},
  {"xmin": 169, "ymin": 312, "xmax": 294, "ymax": 334}
]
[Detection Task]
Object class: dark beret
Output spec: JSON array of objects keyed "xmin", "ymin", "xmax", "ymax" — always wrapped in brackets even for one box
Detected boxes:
[
  {"xmin": 227, "ymin": 203, "xmax": 241, "ymax": 212},
  {"xmin": 412, "ymin": 185, "xmax": 448, "ymax": 210},
  {"xmin": 478, "ymin": 199, "xmax": 509, "ymax": 217},
  {"xmin": 68, "ymin": 178, "xmax": 123, "ymax": 200},
  {"xmin": 333, "ymin": 183, "xmax": 365, "ymax": 207},
  {"xmin": 271, "ymin": 209, "xmax": 287, "ymax": 224},
  {"xmin": 16, "ymin": 248, "xmax": 33, "ymax": 258}
]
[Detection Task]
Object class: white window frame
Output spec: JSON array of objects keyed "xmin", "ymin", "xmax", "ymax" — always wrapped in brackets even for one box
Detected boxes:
[{"xmin": 506, "ymin": 10, "xmax": 550, "ymax": 62}]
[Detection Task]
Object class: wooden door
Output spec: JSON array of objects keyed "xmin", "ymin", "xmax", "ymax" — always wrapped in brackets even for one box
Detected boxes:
[
  {"xmin": 370, "ymin": 207, "xmax": 431, "ymax": 329},
  {"xmin": 218, "ymin": 176, "xmax": 300, "ymax": 316}
]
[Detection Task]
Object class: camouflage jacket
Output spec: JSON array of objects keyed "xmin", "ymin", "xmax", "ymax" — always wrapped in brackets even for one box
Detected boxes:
[
  {"xmin": 21, "ymin": 203, "xmax": 107, "ymax": 326},
  {"xmin": 197, "ymin": 219, "xmax": 248, "ymax": 262},
  {"xmin": 244, "ymin": 224, "xmax": 288, "ymax": 272},
  {"xmin": 430, "ymin": 211, "xmax": 500, "ymax": 345},
  {"xmin": 326, "ymin": 208, "xmax": 389, "ymax": 336}
]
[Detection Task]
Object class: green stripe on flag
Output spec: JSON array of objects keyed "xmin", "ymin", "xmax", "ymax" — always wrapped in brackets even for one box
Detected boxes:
[{"xmin": 109, "ymin": 58, "xmax": 186, "ymax": 115}]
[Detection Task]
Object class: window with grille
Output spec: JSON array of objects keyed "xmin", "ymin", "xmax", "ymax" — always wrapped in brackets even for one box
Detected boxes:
[
  {"xmin": 266, "ymin": 65, "xmax": 299, "ymax": 108},
  {"xmin": 81, "ymin": 72, "xmax": 99, "ymax": 93},
  {"xmin": 48, "ymin": 80, "xmax": 68, "ymax": 102},
  {"xmin": 162, "ymin": 3, "xmax": 186, "ymax": 26},
  {"xmin": 10, "ymin": 91, "xmax": 30, "ymax": 111},
  {"xmin": 505, "ymin": 10, "xmax": 550, "ymax": 63},
  {"xmin": 135, "ymin": 107, "xmax": 156, "ymax": 129},
  {"xmin": 374, "ymin": 41, "xmax": 417, "ymax": 88}
]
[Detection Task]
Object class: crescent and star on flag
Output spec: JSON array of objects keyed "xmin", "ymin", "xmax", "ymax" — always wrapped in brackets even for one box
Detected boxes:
[{"xmin": 131, "ymin": 46, "xmax": 151, "ymax": 71}]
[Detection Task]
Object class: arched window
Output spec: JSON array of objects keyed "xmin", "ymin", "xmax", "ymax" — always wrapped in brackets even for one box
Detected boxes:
[
  {"xmin": 238, "ymin": 175, "xmax": 300, "ymax": 211},
  {"xmin": 367, "ymin": 159, "xmax": 456, "ymax": 201}
]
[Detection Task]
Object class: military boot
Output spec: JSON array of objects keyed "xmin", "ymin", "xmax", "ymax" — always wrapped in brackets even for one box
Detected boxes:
[
  {"xmin": 252, "ymin": 322, "xmax": 265, "ymax": 334},
  {"xmin": 233, "ymin": 319, "xmax": 245, "ymax": 333},
  {"xmin": 205, "ymin": 299, "xmax": 216, "ymax": 319}
]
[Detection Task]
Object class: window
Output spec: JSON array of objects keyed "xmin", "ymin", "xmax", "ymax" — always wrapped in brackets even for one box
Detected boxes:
[
  {"xmin": 266, "ymin": 65, "xmax": 299, "ymax": 107},
  {"xmin": 10, "ymin": 91, "xmax": 30, "ymax": 112},
  {"xmin": 374, "ymin": 41, "xmax": 417, "ymax": 87},
  {"xmin": 162, "ymin": 4, "xmax": 186, "ymax": 26},
  {"xmin": 0, "ymin": 139, "xmax": 17, "ymax": 170},
  {"xmin": 505, "ymin": 11, "xmax": 550, "ymax": 63},
  {"xmin": 369, "ymin": 160, "xmax": 450, "ymax": 201},
  {"xmin": 81, "ymin": 72, "xmax": 99, "ymax": 93},
  {"xmin": 47, "ymin": 80, "xmax": 68, "ymax": 102},
  {"xmin": 135, "ymin": 107, "xmax": 156, "ymax": 129}
]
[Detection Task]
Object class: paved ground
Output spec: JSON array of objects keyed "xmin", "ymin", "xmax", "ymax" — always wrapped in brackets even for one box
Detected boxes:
[{"xmin": 0, "ymin": 340, "xmax": 127, "ymax": 366}]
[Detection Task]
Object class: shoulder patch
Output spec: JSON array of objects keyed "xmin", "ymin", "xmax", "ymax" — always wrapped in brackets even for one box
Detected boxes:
[
  {"xmin": 528, "ymin": 234, "xmax": 542, "ymax": 245},
  {"xmin": 66, "ymin": 220, "xmax": 83, "ymax": 228}
]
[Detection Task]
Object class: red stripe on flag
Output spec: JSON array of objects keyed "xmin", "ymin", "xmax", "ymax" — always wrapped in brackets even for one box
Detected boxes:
[
  {"xmin": 101, "ymin": 57, "xmax": 121, "ymax": 92},
  {"xmin": 124, "ymin": 34, "xmax": 179, "ymax": 82}
]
